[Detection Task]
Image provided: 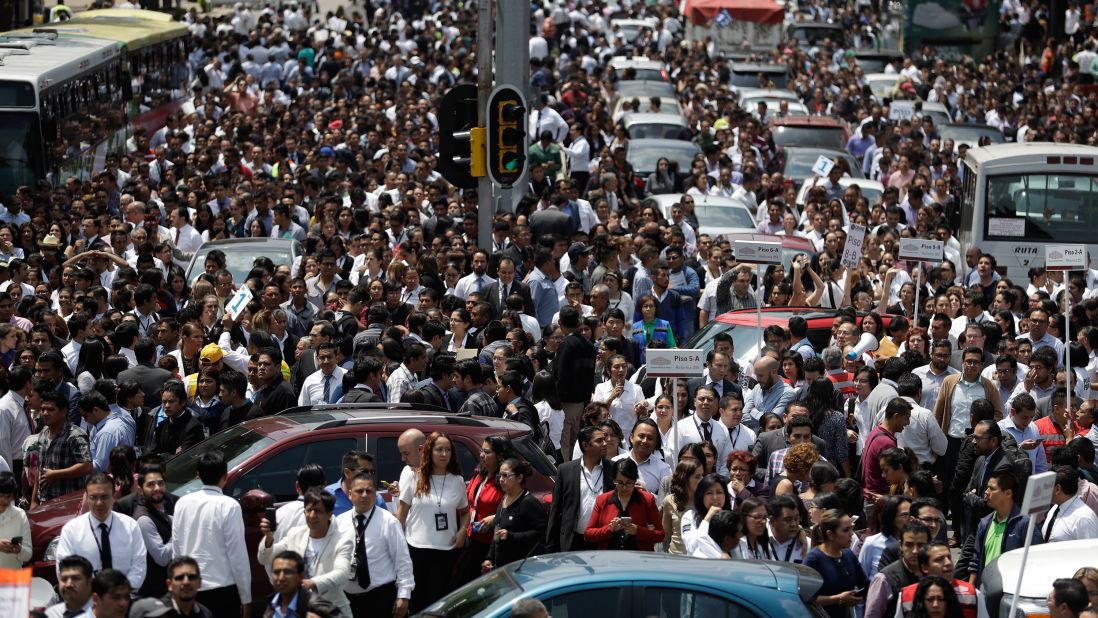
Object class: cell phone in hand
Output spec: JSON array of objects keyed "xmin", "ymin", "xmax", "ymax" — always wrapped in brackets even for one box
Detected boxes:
[
  {"xmin": 264, "ymin": 507, "xmax": 277, "ymax": 531},
  {"xmin": 852, "ymin": 586, "xmax": 867, "ymax": 597},
  {"xmin": 10, "ymin": 536, "xmax": 21, "ymax": 545},
  {"xmin": 619, "ymin": 517, "xmax": 632, "ymax": 525}
]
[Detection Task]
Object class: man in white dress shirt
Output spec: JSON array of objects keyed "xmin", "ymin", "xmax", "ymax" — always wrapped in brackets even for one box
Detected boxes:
[
  {"xmin": 676, "ymin": 385, "xmax": 733, "ymax": 475},
  {"xmin": 1042, "ymin": 465, "xmax": 1098, "ymax": 543},
  {"xmin": 593, "ymin": 355, "xmax": 647, "ymax": 438},
  {"xmin": 0, "ymin": 365, "xmax": 33, "ymax": 482},
  {"xmin": 453, "ymin": 250, "xmax": 496, "ymax": 300},
  {"xmin": 612, "ymin": 419, "xmax": 670, "ymax": 492},
  {"xmin": 719, "ymin": 392, "xmax": 756, "ymax": 453},
  {"xmin": 168, "ymin": 207, "xmax": 203, "ymax": 268},
  {"xmin": 56, "ymin": 474, "xmax": 147, "ymax": 591},
  {"xmin": 45, "ymin": 555, "xmax": 94, "ymax": 618},
  {"xmin": 171, "ymin": 451, "xmax": 251, "ymax": 616},
  {"xmin": 336, "ymin": 473, "xmax": 414, "ymax": 618},
  {"xmin": 298, "ymin": 343, "xmax": 347, "ymax": 405}
]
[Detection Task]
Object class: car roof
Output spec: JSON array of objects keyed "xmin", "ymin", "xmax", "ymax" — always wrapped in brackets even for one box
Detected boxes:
[
  {"xmin": 197, "ymin": 237, "xmax": 298, "ymax": 249},
  {"xmin": 738, "ymin": 87, "xmax": 799, "ymax": 101},
  {"xmin": 621, "ymin": 112, "xmax": 687, "ymax": 128},
  {"xmin": 609, "ymin": 56, "xmax": 661, "ymax": 69},
  {"xmin": 729, "ymin": 62, "xmax": 786, "ymax": 72},
  {"xmin": 627, "ymin": 137, "xmax": 701, "ymax": 150},
  {"xmin": 240, "ymin": 404, "xmax": 533, "ymax": 440},
  {"xmin": 711, "ymin": 306, "xmax": 869, "ymax": 327},
  {"xmin": 889, "ymin": 100, "xmax": 948, "ymax": 112},
  {"xmin": 722, "ymin": 232, "xmax": 815, "ymax": 252},
  {"xmin": 996, "ymin": 538, "xmax": 1098, "ymax": 598},
  {"xmin": 503, "ymin": 551, "xmax": 818, "ymax": 599},
  {"xmin": 644, "ymin": 193, "xmax": 745, "ymax": 208},
  {"xmin": 864, "ymin": 72, "xmax": 899, "ymax": 82},
  {"xmin": 770, "ymin": 115, "xmax": 845, "ymax": 128}
]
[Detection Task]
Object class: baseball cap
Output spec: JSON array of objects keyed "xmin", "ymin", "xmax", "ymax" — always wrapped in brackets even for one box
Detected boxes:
[
  {"xmin": 200, "ymin": 343, "xmax": 224, "ymax": 364},
  {"xmin": 319, "ymin": 146, "xmax": 335, "ymax": 157},
  {"xmin": 567, "ymin": 242, "xmax": 590, "ymax": 261}
]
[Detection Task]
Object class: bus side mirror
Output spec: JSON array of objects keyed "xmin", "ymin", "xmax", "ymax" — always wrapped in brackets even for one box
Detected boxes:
[{"xmin": 121, "ymin": 73, "xmax": 134, "ymax": 102}]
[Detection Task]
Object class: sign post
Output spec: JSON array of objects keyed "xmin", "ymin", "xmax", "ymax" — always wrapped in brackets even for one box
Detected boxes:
[
  {"xmin": 898, "ymin": 238, "xmax": 943, "ymax": 329},
  {"xmin": 1045, "ymin": 245, "xmax": 1087, "ymax": 414},
  {"xmin": 1009, "ymin": 471, "xmax": 1057, "ymax": 618},
  {"xmin": 646, "ymin": 349, "xmax": 705, "ymax": 463},
  {"xmin": 734, "ymin": 240, "xmax": 781, "ymax": 356}
]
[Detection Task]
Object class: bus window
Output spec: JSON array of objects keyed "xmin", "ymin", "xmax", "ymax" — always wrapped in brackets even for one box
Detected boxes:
[{"xmin": 983, "ymin": 173, "xmax": 1098, "ymax": 243}]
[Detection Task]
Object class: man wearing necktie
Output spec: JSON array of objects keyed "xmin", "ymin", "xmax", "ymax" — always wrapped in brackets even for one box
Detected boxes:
[
  {"xmin": 678, "ymin": 386, "xmax": 734, "ymax": 475},
  {"xmin": 455, "ymin": 250, "xmax": 496, "ymax": 300},
  {"xmin": 337, "ymin": 473, "xmax": 414, "ymax": 618},
  {"xmin": 299, "ymin": 344, "xmax": 347, "ymax": 406},
  {"xmin": 686, "ymin": 351, "xmax": 741, "ymax": 411},
  {"xmin": 55, "ymin": 474, "xmax": 147, "ymax": 591},
  {"xmin": 1042, "ymin": 465, "xmax": 1098, "ymax": 543},
  {"xmin": 415, "ymin": 355, "xmax": 458, "ymax": 412}
]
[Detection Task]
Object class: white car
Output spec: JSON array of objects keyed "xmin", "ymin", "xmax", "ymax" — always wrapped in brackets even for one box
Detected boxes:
[
  {"xmin": 609, "ymin": 55, "xmax": 667, "ymax": 82},
  {"xmin": 641, "ymin": 193, "xmax": 757, "ymax": 240},
  {"xmin": 984, "ymin": 537, "xmax": 1098, "ymax": 617},
  {"xmin": 864, "ymin": 73, "xmax": 900, "ymax": 105},
  {"xmin": 795, "ymin": 177, "xmax": 884, "ymax": 206}
]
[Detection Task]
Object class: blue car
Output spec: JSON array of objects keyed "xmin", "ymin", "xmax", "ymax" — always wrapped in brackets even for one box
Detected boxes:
[{"xmin": 420, "ymin": 551, "xmax": 827, "ymax": 617}]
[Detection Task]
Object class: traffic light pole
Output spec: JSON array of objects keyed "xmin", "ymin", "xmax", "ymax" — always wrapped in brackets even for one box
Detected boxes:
[
  {"xmin": 476, "ymin": 0, "xmax": 494, "ymax": 252},
  {"xmin": 494, "ymin": 0, "xmax": 530, "ymax": 214}
]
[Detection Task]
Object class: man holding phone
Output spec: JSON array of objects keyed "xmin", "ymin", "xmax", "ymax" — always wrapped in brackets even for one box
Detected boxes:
[{"xmin": 998, "ymin": 393, "xmax": 1048, "ymax": 474}]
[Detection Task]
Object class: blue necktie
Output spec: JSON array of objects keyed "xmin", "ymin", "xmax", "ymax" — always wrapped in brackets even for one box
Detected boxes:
[{"xmin": 323, "ymin": 374, "xmax": 332, "ymax": 404}]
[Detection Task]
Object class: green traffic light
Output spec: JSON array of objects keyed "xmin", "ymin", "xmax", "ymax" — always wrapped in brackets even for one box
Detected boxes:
[{"xmin": 505, "ymin": 160, "xmax": 518, "ymax": 171}]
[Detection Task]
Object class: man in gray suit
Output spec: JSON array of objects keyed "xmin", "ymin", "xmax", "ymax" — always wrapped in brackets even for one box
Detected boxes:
[{"xmin": 117, "ymin": 337, "xmax": 174, "ymax": 406}]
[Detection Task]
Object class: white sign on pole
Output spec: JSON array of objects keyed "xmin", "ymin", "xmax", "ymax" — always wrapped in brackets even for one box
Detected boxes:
[
  {"xmin": 811, "ymin": 155, "xmax": 835, "ymax": 177},
  {"xmin": 226, "ymin": 285, "xmax": 254, "ymax": 321},
  {"xmin": 898, "ymin": 238, "xmax": 944, "ymax": 262},
  {"xmin": 841, "ymin": 223, "xmax": 867, "ymax": 269},
  {"xmin": 1020, "ymin": 471, "xmax": 1057, "ymax": 516},
  {"xmin": 733, "ymin": 240, "xmax": 782, "ymax": 265},
  {"xmin": 646, "ymin": 349, "xmax": 705, "ymax": 379},
  {"xmin": 1045, "ymin": 244, "xmax": 1087, "ymax": 271}
]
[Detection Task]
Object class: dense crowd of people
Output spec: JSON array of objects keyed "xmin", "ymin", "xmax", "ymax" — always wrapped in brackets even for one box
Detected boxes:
[{"xmin": 10, "ymin": 0, "xmax": 1098, "ymax": 616}]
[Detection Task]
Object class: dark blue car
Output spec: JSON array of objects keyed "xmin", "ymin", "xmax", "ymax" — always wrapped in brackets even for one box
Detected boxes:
[{"xmin": 420, "ymin": 551, "xmax": 828, "ymax": 617}]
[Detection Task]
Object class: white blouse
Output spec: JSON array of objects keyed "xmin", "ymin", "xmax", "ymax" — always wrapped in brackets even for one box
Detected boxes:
[{"xmin": 400, "ymin": 473, "xmax": 469, "ymax": 550}]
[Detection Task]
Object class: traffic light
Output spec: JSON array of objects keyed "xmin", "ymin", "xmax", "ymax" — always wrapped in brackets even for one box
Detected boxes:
[
  {"xmin": 487, "ymin": 85, "xmax": 527, "ymax": 187},
  {"xmin": 436, "ymin": 84, "xmax": 481, "ymax": 190}
]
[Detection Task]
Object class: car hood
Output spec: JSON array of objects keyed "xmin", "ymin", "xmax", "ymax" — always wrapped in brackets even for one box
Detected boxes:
[
  {"xmin": 994, "ymin": 538, "xmax": 1098, "ymax": 598},
  {"xmin": 29, "ymin": 490, "xmax": 86, "ymax": 560}
]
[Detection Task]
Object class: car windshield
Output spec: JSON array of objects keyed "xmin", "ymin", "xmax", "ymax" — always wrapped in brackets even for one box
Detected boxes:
[
  {"xmin": 695, "ymin": 205, "xmax": 755, "ymax": 230},
  {"xmin": 628, "ymin": 143, "xmax": 699, "ymax": 174},
  {"xmin": 628, "ymin": 123, "xmax": 690, "ymax": 140},
  {"xmin": 771, "ymin": 126, "xmax": 845, "ymax": 149},
  {"xmin": 422, "ymin": 569, "xmax": 521, "ymax": 618},
  {"xmin": 784, "ymin": 151, "xmax": 863, "ymax": 181},
  {"xmin": 163, "ymin": 425, "xmax": 275, "ymax": 496},
  {"xmin": 940, "ymin": 126, "xmax": 1005, "ymax": 147},
  {"xmin": 791, "ymin": 26, "xmax": 843, "ymax": 46},
  {"xmin": 867, "ymin": 78, "xmax": 897, "ymax": 97},
  {"xmin": 190, "ymin": 245, "xmax": 293, "ymax": 283},
  {"xmin": 730, "ymin": 71, "xmax": 788, "ymax": 89},
  {"xmin": 684, "ymin": 319, "xmax": 781, "ymax": 369}
]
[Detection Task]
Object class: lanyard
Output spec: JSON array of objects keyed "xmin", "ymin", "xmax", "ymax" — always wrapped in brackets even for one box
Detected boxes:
[
  {"xmin": 89, "ymin": 514, "xmax": 113, "ymax": 556},
  {"xmin": 582, "ymin": 463, "xmax": 603, "ymax": 495},
  {"xmin": 433, "ymin": 474, "xmax": 448, "ymax": 512},
  {"xmin": 355, "ymin": 506, "xmax": 377, "ymax": 549}
]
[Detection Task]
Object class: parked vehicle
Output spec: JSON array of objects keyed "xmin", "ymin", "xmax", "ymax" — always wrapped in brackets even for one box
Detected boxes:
[{"xmin": 185, "ymin": 237, "xmax": 303, "ymax": 284}]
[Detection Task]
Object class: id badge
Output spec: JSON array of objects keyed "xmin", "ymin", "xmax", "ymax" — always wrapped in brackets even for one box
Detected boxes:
[{"xmin": 435, "ymin": 512, "xmax": 449, "ymax": 531}]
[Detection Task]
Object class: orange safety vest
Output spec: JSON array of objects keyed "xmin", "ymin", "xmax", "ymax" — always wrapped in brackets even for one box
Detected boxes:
[{"xmin": 899, "ymin": 579, "xmax": 978, "ymax": 618}]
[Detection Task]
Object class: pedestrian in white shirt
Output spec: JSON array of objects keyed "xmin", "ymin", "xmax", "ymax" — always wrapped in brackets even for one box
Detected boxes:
[
  {"xmin": 894, "ymin": 376, "xmax": 949, "ymax": 468},
  {"xmin": 336, "ymin": 473, "xmax": 414, "ymax": 618},
  {"xmin": 56, "ymin": 474, "xmax": 147, "ymax": 591},
  {"xmin": 298, "ymin": 343, "xmax": 347, "ymax": 405},
  {"xmin": 675, "ymin": 386, "xmax": 733, "ymax": 475},
  {"xmin": 593, "ymin": 355, "xmax": 647, "ymax": 437},
  {"xmin": 171, "ymin": 451, "xmax": 251, "ymax": 615},
  {"xmin": 1042, "ymin": 465, "xmax": 1098, "ymax": 543}
]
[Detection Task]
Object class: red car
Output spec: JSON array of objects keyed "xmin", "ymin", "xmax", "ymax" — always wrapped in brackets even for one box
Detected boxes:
[{"xmin": 29, "ymin": 404, "xmax": 555, "ymax": 603}]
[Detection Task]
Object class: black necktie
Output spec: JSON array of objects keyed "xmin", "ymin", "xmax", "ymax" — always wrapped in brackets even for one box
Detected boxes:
[
  {"xmin": 355, "ymin": 514, "xmax": 370, "ymax": 588},
  {"xmin": 1045, "ymin": 505, "xmax": 1060, "ymax": 542},
  {"xmin": 98, "ymin": 522, "xmax": 112, "ymax": 569},
  {"xmin": 701, "ymin": 421, "xmax": 712, "ymax": 442}
]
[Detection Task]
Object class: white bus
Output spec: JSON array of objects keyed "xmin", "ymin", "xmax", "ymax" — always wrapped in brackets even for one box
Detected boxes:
[
  {"xmin": 959, "ymin": 142, "xmax": 1098, "ymax": 281},
  {"xmin": 0, "ymin": 30, "xmax": 126, "ymax": 199}
]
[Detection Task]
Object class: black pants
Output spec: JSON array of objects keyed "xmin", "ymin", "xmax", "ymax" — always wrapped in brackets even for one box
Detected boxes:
[
  {"xmin": 570, "ymin": 532, "xmax": 594, "ymax": 551},
  {"xmin": 937, "ymin": 436, "xmax": 965, "ymax": 535},
  {"xmin": 196, "ymin": 585, "xmax": 241, "ymax": 618},
  {"xmin": 459, "ymin": 539, "xmax": 491, "ymax": 584},
  {"xmin": 408, "ymin": 545, "xmax": 458, "ymax": 613},
  {"xmin": 348, "ymin": 581, "xmax": 397, "ymax": 618}
]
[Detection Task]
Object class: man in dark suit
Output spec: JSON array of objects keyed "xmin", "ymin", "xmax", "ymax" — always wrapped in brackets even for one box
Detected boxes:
[
  {"xmin": 553, "ymin": 306, "xmax": 597, "ymax": 458},
  {"xmin": 117, "ymin": 337, "xmax": 175, "ymax": 408},
  {"xmin": 497, "ymin": 370, "xmax": 541, "ymax": 442},
  {"xmin": 528, "ymin": 196, "xmax": 575, "ymax": 241},
  {"xmin": 152, "ymin": 381, "xmax": 205, "ymax": 458},
  {"xmin": 340, "ymin": 357, "xmax": 385, "ymax": 403},
  {"xmin": 483, "ymin": 257, "xmax": 535, "ymax": 318},
  {"xmin": 685, "ymin": 350, "xmax": 741, "ymax": 410},
  {"xmin": 546, "ymin": 425, "xmax": 615, "ymax": 552},
  {"xmin": 415, "ymin": 353, "xmax": 461, "ymax": 412}
]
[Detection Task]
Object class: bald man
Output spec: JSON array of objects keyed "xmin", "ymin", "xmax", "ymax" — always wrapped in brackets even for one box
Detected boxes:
[
  {"xmin": 393, "ymin": 429, "xmax": 426, "ymax": 501},
  {"xmin": 742, "ymin": 356, "xmax": 796, "ymax": 432}
]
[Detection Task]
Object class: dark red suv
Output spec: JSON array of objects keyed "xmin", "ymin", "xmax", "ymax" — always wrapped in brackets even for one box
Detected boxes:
[{"xmin": 29, "ymin": 404, "xmax": 555, "ymax": 603}]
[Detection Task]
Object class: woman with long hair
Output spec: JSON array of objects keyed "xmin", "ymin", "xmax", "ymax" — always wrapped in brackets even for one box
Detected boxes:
[
  {"xmin": 481, "ymin": 458, "xmax": 547, "ymax": 569},
  {"xmin": 584, "ymin": 458, "xmax": 663, "ymax": 551},
  {"xmin": 108, "ymin": 445, "xmax": 137, "ymax": 499},
  {"xmin": 802, "ymin": 461, "xmax": 840, "ymax": 512},
  {"xmin": 804, "ymin": 509, "xmax": 867, "ymax": 618},
  {"xmin": 169, "ymin": 323, "xmax": 204, "ymax": 379},
  {"xmin": 446, "ymin": 308, "xmax": 474, "ymax": 351},
  {"xmin": 738, "ymin": 497, "xmax": 774, "ymax": 560},
  {"xmin": 75, "ymin": 338, "xmax": 107, "ymax": 393},
  {"xmin": 531, "ymin": 371, "xmax": 563, "ymax": 461},
  {"xmin": 396, "ymin": 432, "xmax": 470, "ymax": 612},
  {"xmin": 804, "ymin": 378, "xmax": 851, "ymax": 474},
  {"xmin": 462, "ymin": 435, "xmax": 515, "ymax": 581},
  {"xmin": 859, "ymin": 494, "xmax": 911, "ymax": 579},
  {"xmin": 661, "ymin": 458, "xmax": 703, "ymax": 555},
  {"xmin": 909, "ymin": 575, "xmax": 962, "ymax": 618},
  {"xmin": 651, "ymin": 393, "xmax": 677, "ymax": 461},
  {"xmin": 680, "ymin": 473, "xmax": 731, "ymax": 556}
]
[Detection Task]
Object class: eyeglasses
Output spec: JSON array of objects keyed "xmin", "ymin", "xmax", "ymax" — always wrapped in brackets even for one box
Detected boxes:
[
  {"xmin": 172, "ymin": 573, "xmax": 199, "ymax": 581},
  {"xmin": 614, "ymin": 480, "xmax": 635, "ymax": 487}
]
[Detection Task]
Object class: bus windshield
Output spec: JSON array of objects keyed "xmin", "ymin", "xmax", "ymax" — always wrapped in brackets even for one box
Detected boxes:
[
  {"xmin": 0, "ymin": 112, "xmax": 43, "ymax": 199},
  {"xmin": 983, "ymin": 172, "xmax": 1098, "ymax": 244}
]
